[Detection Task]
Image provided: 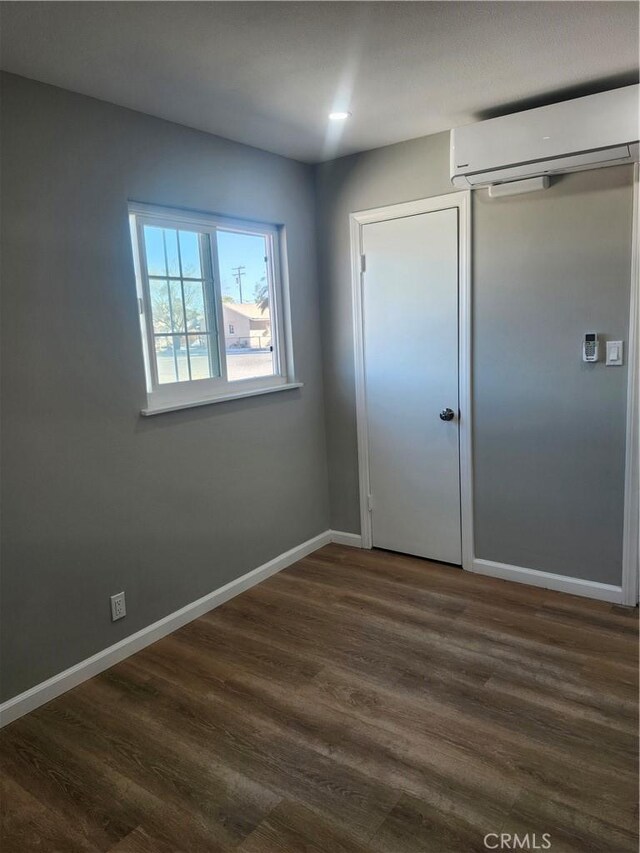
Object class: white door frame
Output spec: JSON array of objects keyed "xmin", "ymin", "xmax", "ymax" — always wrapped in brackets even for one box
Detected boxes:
[
  {"xmin": 621, "ymin": 163, "xmax": 640, "ymax": 606},
  {"xmin": 350, "ymin": 192, "xmax": 474, "ymax": 568}
]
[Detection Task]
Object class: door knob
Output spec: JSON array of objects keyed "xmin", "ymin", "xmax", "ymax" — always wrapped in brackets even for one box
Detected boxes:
[{"xmin": 439, "ymin": 408, "xmax": 455, "ymax": 421}]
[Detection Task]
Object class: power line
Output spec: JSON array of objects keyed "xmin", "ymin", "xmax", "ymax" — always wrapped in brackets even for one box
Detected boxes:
[{"xmin": 231, "ymin": 265, "xmax": 246, "ymax": 303}]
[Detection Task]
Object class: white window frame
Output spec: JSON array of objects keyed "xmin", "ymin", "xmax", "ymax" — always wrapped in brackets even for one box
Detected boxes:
[{"xmin": 128, "ymin": 203, "xmax": 300, "ymax": 415}]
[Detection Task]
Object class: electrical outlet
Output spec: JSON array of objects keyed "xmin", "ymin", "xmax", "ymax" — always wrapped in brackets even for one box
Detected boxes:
[{"xmin": 110, "ymin": 591, "xmax": 126, "ymax": 621}]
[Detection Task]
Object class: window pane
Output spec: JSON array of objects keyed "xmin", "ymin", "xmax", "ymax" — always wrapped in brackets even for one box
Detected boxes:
[
  {"xmin": 183, "ymin": 280, "xmax": 207, "ymax": 333},
  {"xmin": 187, "ymin": 334, "xmax": 214, "ymax": 380},
  {"xmin": 143, "ymin": 226, "xmax": 166, "ymax": 277},
  {"xmin": 172, "ymin": 336, "xmax": 190, "ymax": 381},
  {"xmin": 179, "ymin": 231, "xmax": 202, "ymax": 278},
  {"xmin": 154, "ymin": 335, "xmax": 190, "ymax": 383},
  {"xmin": 154, "ymin": 335, "xmax": 176, "ymax": 383},
  {"xmin": 164, "ymin": 229, "xmax": 180, "ymax": 277},
  {"xmin": 168, "ymin": 281, "xmax": 185, "ymax": 332},
  {"xmin": 149, "ymin": 279, "xmax": 171, "ymax": 334},
  {"xmin": 149, "ymin": 279, "xmax": 185, "ymax": 333},
  {"xmin": 217, "ymin": 229, "xmax": 276, "ymax": 382}
]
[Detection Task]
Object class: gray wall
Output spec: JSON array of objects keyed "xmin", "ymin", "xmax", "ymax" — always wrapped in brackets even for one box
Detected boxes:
[
  {"xmin": 316, "ymin": 133, "xmax": 632, "ymax": 585},
  {"xmin": 0, "ymin": 74, "xmax": 330, "ymax": 701}
]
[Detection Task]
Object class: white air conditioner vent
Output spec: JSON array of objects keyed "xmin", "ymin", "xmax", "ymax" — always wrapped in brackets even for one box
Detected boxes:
[{"xmin": 450, "ymin": 86, "xmax": 639, "ymax": 189}]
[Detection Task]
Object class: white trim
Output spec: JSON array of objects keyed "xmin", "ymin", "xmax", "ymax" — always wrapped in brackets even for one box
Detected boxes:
[
  {"xmin": 470, "ymin": 558, "xmax": 623, "ymax": 604},
  {"xmin": 457, "ymin": 194, "xmax": 474, "ymax": 570},
  {"xmin": 276, "ymin": 226, "xmax": 296, "ymax": 384},
  {"xmin": 141, "ymin": 381, "xmax": 303, "ymax": 416},
  {"xmin": 1, "ymin": 522, "xmax": 624, "ymax": 729},
  {"xmin": 330, "ymin": 530, "xmax": 363, "ymax": 547},
  {"xmin": 622, "ymin": 162, "xmax": 640, "ymax": 606},
  {"xmin": 350, "ymin": 214, "xmax": 373, "ymax": 549},
  {"xmin": 128, "ymin": 201, "xmax": 281, "ymax": 237},
  {"xmin": 349, "ymin": 192, "xmax": 473, "ymax": 566},
  {"xmin": 0, "ymin": 530, "xmax": 332, "ymax": 728}
]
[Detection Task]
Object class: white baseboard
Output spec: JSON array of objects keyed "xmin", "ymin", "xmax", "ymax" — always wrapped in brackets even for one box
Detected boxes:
[
  {"xmin": 6, "ymin": 530, "xmax": 619, "ymax": 728},
  {"xmin": 470, "ymin": 558, "xmax": 624, "ymax": 604},
  {"xmin": 329, "ymin": 530, "xmax": 363, "ymax": 547},
  {"xmin": 0, "ymin": 529, "xmax": 333, "ymax": 728}
]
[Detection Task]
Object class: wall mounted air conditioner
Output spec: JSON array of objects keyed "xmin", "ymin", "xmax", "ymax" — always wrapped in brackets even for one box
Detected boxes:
[{"xmin": 450, "ymin": 85, "xmax": 639, "ymax": 189}]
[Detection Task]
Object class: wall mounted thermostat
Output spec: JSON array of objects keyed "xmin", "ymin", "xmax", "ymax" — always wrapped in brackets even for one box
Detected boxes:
[{"xmin": 582, "ymin": 332, "xmax": 599, "ymax": 363}]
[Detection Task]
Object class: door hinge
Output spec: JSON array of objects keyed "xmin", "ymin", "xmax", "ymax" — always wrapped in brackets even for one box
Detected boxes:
[
  {"xmin": 360, "ymin": 254, "xmax": 366, "ymax": 273},
  {"xmin": 138, "ymin": 297, "xmax": 144, "ymax": 315},
  {"xmin": 367, "ymin": 494, "xmax": 374, "ymax": 512}
]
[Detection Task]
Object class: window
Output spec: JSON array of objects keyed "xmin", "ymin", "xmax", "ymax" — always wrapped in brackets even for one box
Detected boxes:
[{"xmin": 129, "ymin": 204, "xmax": 298, "ymax": 414}]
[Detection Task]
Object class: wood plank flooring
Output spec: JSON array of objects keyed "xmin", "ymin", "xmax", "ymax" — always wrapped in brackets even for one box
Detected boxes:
[{"xmin": 1, "ymin": 544, "xmax": 638, "ymax": 852}]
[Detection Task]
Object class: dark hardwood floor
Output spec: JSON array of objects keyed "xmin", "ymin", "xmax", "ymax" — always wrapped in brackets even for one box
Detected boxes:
[{"xmin": 1, "ymin": 544, "xmax": 638, "ymax": 852}]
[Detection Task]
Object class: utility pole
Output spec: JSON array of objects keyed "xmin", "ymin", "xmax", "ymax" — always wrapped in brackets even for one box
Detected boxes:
[{"xmin": 231, "ymin": 265, "xmax": 246, "ymax": 303}]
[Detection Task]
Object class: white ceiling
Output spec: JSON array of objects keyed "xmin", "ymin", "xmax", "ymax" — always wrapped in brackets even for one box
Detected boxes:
[{"xmin": 1, "ymin": 2, "xmax": 638, "ymax": 163}]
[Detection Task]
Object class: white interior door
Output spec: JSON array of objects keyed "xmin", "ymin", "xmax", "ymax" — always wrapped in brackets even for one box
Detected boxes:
[{"xmin": 362, "ymin": 207, "xmax": 461, "ymax": 564}]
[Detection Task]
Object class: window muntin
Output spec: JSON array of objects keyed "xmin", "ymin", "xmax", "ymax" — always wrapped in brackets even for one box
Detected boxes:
[{"xmin": 129, "ymin": 205, "xmax": 290, "ymax": 410}]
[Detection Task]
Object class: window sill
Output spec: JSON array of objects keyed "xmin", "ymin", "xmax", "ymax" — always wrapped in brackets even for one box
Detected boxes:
[{"xmin": 140, "ymin": 381, "xmax": 303, "ymax": 416}]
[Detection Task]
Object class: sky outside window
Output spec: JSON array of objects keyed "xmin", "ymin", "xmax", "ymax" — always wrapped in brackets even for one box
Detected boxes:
[{"xmin": 217, "ymin": 230, "xmax": 268, "ymax": 303}]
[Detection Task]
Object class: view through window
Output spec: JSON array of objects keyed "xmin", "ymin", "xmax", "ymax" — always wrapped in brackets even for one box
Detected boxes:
[
  {"xmin": 130, "ymin": 205, "xmax": 289, "ymax": 410},
  {"xmin": 217, "ymin": 229, "xmax": 276, "ymax": 382}
]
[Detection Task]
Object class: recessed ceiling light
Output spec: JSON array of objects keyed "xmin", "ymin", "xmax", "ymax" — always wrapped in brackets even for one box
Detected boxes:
[{"xmin": 329, "ymin": 111, "xmax": 351, "ymax": 121}]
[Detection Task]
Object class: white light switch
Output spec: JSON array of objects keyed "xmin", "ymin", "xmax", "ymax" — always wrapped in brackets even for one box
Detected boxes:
[{"xmin": 606, "ymin": 340, "xmax": 623, "ymax": 366}]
